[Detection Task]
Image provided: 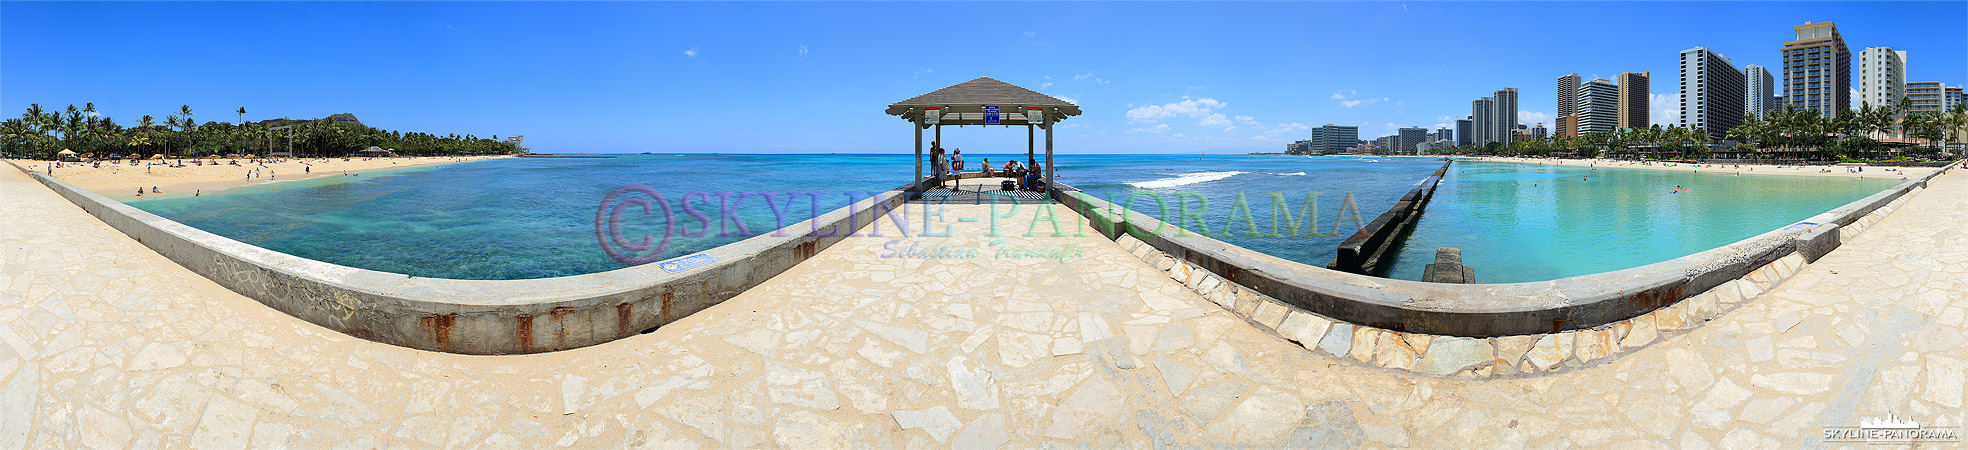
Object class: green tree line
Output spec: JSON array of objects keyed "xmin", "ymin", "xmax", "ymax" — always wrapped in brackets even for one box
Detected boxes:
[
  {"xmin": 1, "ymin": 103, "xmax": 527, "ymax": 159},
  {"xmin": 1363, "ymin": 101, "xmax": 1967, "ymax": 161}
]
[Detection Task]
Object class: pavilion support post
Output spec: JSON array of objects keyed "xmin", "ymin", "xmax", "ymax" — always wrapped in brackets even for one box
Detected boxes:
[
  {"xmin": 914, "ymin": 115, "xmax": 923, "ymax": 189},
  {"xmin": 1045, "ymin": 111, "xmax": 1055, "ymax": 196},
  {"xmin": 1027, "ymin": 124, "xmax": 1035, "ymax": 171}
]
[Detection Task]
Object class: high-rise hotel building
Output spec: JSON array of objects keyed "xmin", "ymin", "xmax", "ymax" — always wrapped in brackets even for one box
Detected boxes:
[
  {"xmin": 1617, "ymin": 72, "xmax": 1650, "ymax": 130},
  {"xmin": 1471, "ymin": 98, "xmax": 1496, "ymax": 145},
  {"xmin": 1743, "ymin": 64, "xmax": 1778, "ymax": 120},
  {"xmin": 1556, "ymin": 74, "xmax": 1581, "ymax": 138},
  {"xmin": 1579, "ymin": 78, "xmax": 1619, "ymax": 135},
  {"xmin": 1855, "ymin": 47, "xmax": 1907, "ymax": 111},
  {"xmin": 1781, "ymin": 21, "xmax": 1850, "ymax": 119},
  {"xmin": 1680, "ymin": 47, "xmax": 1746, "ymax": 140},
  {"xmin": 1906, "ymin": 82, "xmax": 1955, "ymax": 114},
  {"xmin": 1492, "ymin": 88, "xmax": 1518, "ymax": 145}
]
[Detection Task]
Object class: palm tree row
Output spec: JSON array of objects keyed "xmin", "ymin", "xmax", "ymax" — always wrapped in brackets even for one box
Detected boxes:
[
  {"xmin": 2, "ymin": 103, "xmax": 526, "ymax": 160},
  {"xmin": 1729, "ymin": 100, "xmax": 1968, "ymax": 160}
]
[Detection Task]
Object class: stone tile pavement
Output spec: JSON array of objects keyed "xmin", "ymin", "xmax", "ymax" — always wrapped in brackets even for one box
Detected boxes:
[{"xmin": 1, "ymin": 165, "xmax": 1964, "ymax": 448}]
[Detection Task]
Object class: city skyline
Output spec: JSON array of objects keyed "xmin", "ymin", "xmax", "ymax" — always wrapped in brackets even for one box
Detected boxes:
[{"xmin": 3, "ymin": 2, "xmax": 1963, "ymax": 154}]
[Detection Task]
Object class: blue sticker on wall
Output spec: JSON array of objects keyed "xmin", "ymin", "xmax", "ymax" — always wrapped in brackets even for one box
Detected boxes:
[{"xmin": 657, "ymin": 254, "xmax": 717, "ymax": 273}]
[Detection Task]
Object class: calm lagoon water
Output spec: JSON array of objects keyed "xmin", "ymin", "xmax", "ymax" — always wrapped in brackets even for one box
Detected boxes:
[
  {"xmin": 128, "ymin": 155, "xmax": 1895, "ymax": 282},
  {"xmin": 1383, "ymin": 161, "xmax": 1898, "ymax": 282}
]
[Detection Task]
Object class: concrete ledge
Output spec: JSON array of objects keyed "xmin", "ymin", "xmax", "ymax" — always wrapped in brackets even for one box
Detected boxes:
[
  {"xmin": 1054, "ymin": 160, "xmax": 1961, "ymax": 338},
  {"xmin": 10, "ymin": 160, "xmax": 915, "ymax": 354}
]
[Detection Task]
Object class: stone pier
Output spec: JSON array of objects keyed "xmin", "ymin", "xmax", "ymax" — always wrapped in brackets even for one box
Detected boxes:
[{"xmin": 1, "ymin": 164, "xmax": 1965, "ymax": 447}]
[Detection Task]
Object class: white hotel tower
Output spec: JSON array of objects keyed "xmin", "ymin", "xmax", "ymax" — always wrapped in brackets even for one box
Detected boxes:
[{"xmin": 1680, "ymin": 47, "xmax": 1746, "ymax": 140}]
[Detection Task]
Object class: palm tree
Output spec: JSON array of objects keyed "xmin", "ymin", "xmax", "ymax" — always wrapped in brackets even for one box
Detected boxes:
[
  {"xmin": 1948, "ymin": 103, "xmax": 1968, "ymax": 158},
  {"xmin": 81, "ymin": 102, "xmax": 98, "ymax": 143},
  {"xmin": 21, "ymin": 104, "xmax": 48, "ymax": 152},
  {"xmin": 177, "ymin": 105, "xmax": 194, "ymax": 154},
  {"xmin": 1897, "ymin": 96, "xmax": 1916, "ymax": 140},
  {"xmin": 137, "ymin": 115, "xmax": 156, "ymax": 157},
  {"xmin": 235, "ymin": 107, "xmax": 248, "ymax": 154}
]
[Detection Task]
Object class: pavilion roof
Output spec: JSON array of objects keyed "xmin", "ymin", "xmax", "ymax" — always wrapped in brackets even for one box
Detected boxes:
[{"xmin": 885, "ymin": 77, "xmax": 1081, "ymax": 125}]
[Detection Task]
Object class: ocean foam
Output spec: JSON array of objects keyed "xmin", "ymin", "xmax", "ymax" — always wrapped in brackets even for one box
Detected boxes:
[{"xmin": 1129, "ymin": 171, "xmax": 1244, "ymax": 189}]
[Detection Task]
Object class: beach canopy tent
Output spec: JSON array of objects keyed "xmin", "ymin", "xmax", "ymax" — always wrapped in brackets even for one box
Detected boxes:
[
  {"xmin": 885, "ymin": 77, "xmax": 1081, "ymax": 194},
  {"xmin": 57, "ymin": 149, "xmax": 75, "ymax": 155}
]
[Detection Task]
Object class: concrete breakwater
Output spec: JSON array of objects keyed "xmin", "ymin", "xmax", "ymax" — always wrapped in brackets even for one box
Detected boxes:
[
  {"xmin": 1328, "ymin": 160, "xmax": 1452, "ymax": 275},
  {"xmin": 1053, "ymin": 160, "xmax": 1958, "ymax": 338},
  {"xmin": 8, "ymin": 160, "xmax": 912, "ymax": 354},
  {"xmin": 9, "ymin": 156, "xmax": 1956, "ymax": 357}
]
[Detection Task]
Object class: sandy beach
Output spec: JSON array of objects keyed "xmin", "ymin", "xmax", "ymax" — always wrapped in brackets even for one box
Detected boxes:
[
  {"xmin": 8, "ymin": 155, "xmax": 511, "ymax": 199},
  {"xmin": 1465, "ymin": 156, "xmax": 1945, "ymax": 180}
]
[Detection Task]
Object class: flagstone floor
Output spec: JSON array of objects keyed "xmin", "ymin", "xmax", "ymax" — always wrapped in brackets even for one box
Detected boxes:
[{"xmin": 1, "ymin": 165, "xmax": 1963, "ymax": 449}]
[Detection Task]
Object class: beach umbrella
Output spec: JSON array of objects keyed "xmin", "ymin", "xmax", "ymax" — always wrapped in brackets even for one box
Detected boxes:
[
  {"xmin": 150, "ymin": 154, "xmax": 164, "ymax": 160},
  {"xmin": 57, "ymin": 149, "xmax": 76, "ymax": 155}
]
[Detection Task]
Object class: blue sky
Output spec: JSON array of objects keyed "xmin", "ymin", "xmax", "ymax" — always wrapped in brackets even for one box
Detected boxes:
[{"xmin": 4, "ymin": 2, "xmax": 1963, "ymax": 154}]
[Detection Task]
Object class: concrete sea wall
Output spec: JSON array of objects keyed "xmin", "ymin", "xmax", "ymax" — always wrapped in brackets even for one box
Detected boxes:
[
  {"xmin": 1054, "ymin": 161, "xmax": 1958, "ymax": 338},
  {"xmin": 10, "ymin": 160, "xmax": 914, "ymax": 355}
]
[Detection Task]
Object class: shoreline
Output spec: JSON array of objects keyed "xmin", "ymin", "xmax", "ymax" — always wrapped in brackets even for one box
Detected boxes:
[
  {"xmin": 1461, "ymin": 156, "xmax": 1942, "ymax": 180},
  {"xmin": 8, "ymin": 155, "xmax": 512, "ymax": 201}
]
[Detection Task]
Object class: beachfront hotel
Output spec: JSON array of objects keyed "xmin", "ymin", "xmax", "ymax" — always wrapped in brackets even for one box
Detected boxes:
[
  {"xmin": 1744, "ymin": 63, "xmax": 1780, "ymax": 120},
  {"xmin": 1616, "ymin": 71, "xmax": 1650, "ymax": 130},
  {"xmin": 1782, "ymin": 21, "xmax": 1852, "ymax": 119},
  {"xmin": 1680, "ymin": 46, "xmax": 1747, "ymax": 139},
  {"xmin": 5, "ymin": 2, "xmax": 1968, "ymax": 449},
  {"xmin": 1577, "ymin": 78, "xmax": 1619, "ymax": 135},
  {"xmin": 1556, "ymin": 73, "xmax": 1580, "ymax": 138}
]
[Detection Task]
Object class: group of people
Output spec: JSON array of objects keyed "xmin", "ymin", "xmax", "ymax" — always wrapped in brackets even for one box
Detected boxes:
[{"xmin": 927, "ymin": 141, "xmax": 1046, "ymax": 191}]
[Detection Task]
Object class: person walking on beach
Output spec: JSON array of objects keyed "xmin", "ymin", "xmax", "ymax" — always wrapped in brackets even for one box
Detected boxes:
[
  {"xmin": 928, "ymin": 141, "xmax": 944, "ymax": 184},
  {"xmin": 950, "ymin": 149, "xmax": 965, "ymax": 191}
]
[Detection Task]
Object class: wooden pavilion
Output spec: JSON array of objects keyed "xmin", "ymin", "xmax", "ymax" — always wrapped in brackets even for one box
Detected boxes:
[{"xmin": 885, "ymin": 77, "xmax": 1081, "ymax": 194}]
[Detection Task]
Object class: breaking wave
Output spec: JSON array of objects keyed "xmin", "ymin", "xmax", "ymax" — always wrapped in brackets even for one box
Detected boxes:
[{"xmin": 1128, "ymin": 171, "xmax": 1244, "ymax": 189}]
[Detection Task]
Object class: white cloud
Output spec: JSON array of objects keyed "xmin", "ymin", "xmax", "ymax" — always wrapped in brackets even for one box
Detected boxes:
[
  {"xmin": 1652, "ymin": 93, "xmax": 1680, "ymax": 126},
  {"xmin": 1052, "ymin": 95, "xmax": 1079, "ymax": 105},
  {"xmin": 1129, "ymin": 124, "xmax": 1172, "ymax": 134},
  {"xmin": 913, "ymin": 68, "xmax": 934, "ymax": 78},
  {"xmin": 683, "ymin": 48, "xmax": 698, "ymax": 57},
  {"xmin": 1040, "ymin": 82, "xmax": 1053, "ymax": 89},
  {"xmin": 1270, "ymin": 122, "xmax": 1309, "ymax": 135},
  {"xmin": 1094, "ymin": 78, "xmax": 1110, "ymax": 85},
  {"xmin": 1518, "ymin": 111, "xmax": 1551, "ymax": 127},
  {"xmin": 1074, "ymin": 72, "xmax": 1094, "ymax": 80},
  {"xmin": 1234, "ymin": 115, "xmax": 1254, "ymax": 121},
  {"xmin": 1023, "ymin": 31, "xmax": 1036, "ymax": 37},
  {"xmin": 1200, "ymin": 113, "xmax": 1231, "ymax": 128},
  {"xmin": 1124, "ymin": 97, "xmax": 1226, "ymax": 122},
  {"xmin": 1334, "ymin": 91, "xmax": 1391, "ymax": 108},
  {"xmin": 798, "ymin": 45, "xmax": 808, "ymax": 56}
]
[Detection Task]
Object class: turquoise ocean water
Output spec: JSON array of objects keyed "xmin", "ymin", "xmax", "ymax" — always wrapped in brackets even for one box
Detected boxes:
[{"xmin": 126, "ymin": 155, "xmax": 1895, "ymax": 282}]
